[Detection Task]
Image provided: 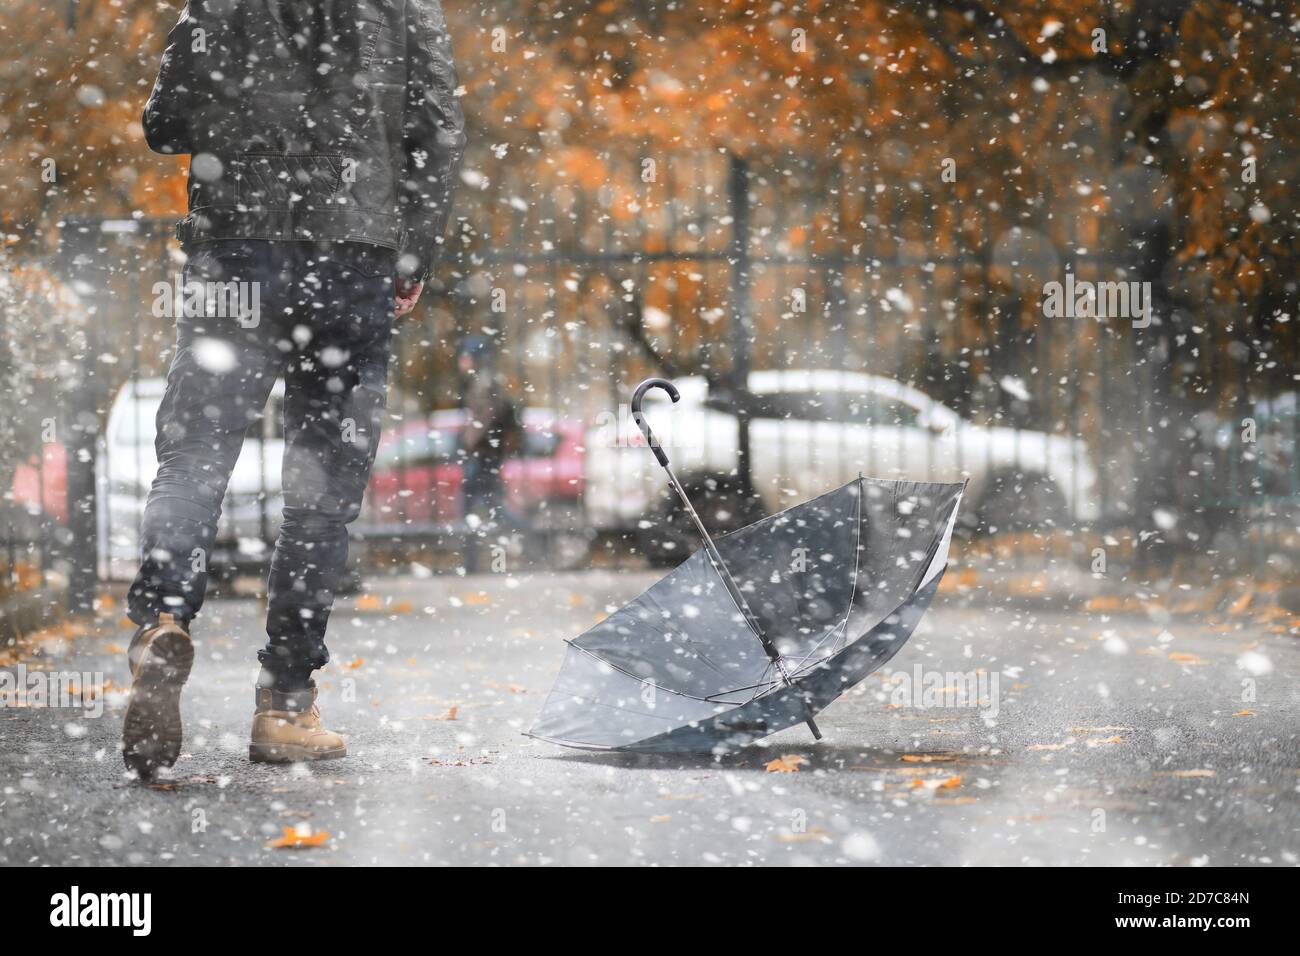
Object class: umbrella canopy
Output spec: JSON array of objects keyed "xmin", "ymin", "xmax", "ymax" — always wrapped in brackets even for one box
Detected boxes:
[{"xmin": 530, "ymin": 475, "xmax": 965, "ymax": 753}]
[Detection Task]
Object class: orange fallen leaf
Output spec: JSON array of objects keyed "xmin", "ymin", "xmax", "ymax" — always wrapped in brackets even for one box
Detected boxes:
[
  {"xmin": 1070, "ymin": 726, "xmax": 1132, "ymax": 732},
  {"xmin": 1252, "ymin": 605, "xmax": 1290, "ymax": 621},
  {"xmin": 1168, "ymin": 651, "xmax": 1203, "ymax": 664},
  {"xmin": 1028, "ymin": 742, "xmax": 1069, "ymax": 751},
  {"xmin": 1085, "ymin": 595, "xmax": 1124, "ymax": 612},
  {"xmin": 355, "ymin": 593, "xmax": 382, "ymax": 611},
  {"xmin": 266, "ymin": 826, "xmax": 330, "ymax": 849},
  {"xmin": 462, "ymin": 591, "xmax": 491, "ymax": 606},
  {"xmin": 774, "ymin": 827, "xmax": 832, "ymax": 843},
  {"xmin": 391, "ymin": 600, "xmax": 414, "ymax": 615},
  {"xmin": 345, "ymin": 657, "xmax": 365, "ymax": 670},
  {"xmin": 1227, "ymin": 589, "xmax": 1254, "ymax": 615},
  {"xmin": 1087, "ymin": 735, "xmax": 1124, "ymax": 746},
  {"xmin": 911, "ymin": 775, "xmax": 962, "ymax": 790},
  {"xmin": 1232, "ymin": 709, "xmax": 1255, "ymax": 717},
  {"xmin": 649, "ymin": 815, "xmax": 671, "ymax": 823},
  {"xmin": 765, "ymin": 754, "xmax": 808, "ymax": 773},
  {"xmin": 900, "ymin": 753, "xmax": 955, "ymax": 763},
  {"xmin": 103, "ymin": 642, "xmax": 125, "ymax": 654}
]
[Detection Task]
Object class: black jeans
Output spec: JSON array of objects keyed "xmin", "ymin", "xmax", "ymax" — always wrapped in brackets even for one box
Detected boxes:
[{"xmin": 127, "ymin": 239, "xmax": 396, "ymax": 673}]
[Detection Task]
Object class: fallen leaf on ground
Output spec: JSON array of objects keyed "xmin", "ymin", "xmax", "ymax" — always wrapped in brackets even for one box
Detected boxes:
[
  {"xmin": 355, "ymin": 593, "xmax": 382, "ymax": 611},
  {"xmin": 103, "ymin": 642, "xmax": 125, "ymax": 654},
  {"xmin": 1028, "ymin": 742, "xmax": 1069, "ymax": 751},
  {"xmin": 765, "ymin": 754, "xmax": 808, "ymax": 773},
  {"xmin": 911, "ymin": 775, "xmax": 963, "ymax": 790},
  {"xmin": 1085, "ymin": 595, "xmax": 1124, "ymax": 612},
  {"xmin": 1070, "ymin": 726, "xmax": 1132, "ymax": 733},
  {"xmin": 1232, "ymin": 709, "xmax": 1255, "ymax": 717},
  {"xmin": 266, "ymin": 826, "xmax": 330, "ymax": 849},
  {"xmin": 345, "ymin": 657, "xmax": 364, "ymax": 670},
  {"xmin": 775, "ymin": 827, "xmax": 832, "ymax": 843},
  {"xmin": 1156, "ymin": 769, "xmax": 1215, "ymax": 778},
  {"xmin": 1168, "ymin": 651, "xmax": 1204, "ymax": 664},
  {"xmin": 429, "ymin": 756, "xmax": 493, "ymax": 767},
  {"xmin": 1086, "ymin": 735, "xmax": 1124, "ymax": 746},
  {"xmin": 900, "ymin": 753, "xmax": 956, "ymax": 763}
]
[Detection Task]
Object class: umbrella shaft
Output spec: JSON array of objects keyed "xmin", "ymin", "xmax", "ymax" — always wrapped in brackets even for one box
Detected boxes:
[
  {"xmin": 664, "ymin": 462, "xmax": 823, "ymax": 744},
  {"xmin": 663, "ymin": 466, "xmax": 781, "ymax": 664}
]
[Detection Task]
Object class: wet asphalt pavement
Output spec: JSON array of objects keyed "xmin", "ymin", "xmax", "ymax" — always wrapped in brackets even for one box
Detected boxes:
[{"xmin": 2, "ymin": 570, "xmax": 1297, "ymax": 866}]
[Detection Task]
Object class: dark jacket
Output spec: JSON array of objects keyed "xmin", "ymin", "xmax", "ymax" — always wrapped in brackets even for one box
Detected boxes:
[{"xmin": 143, "ymin": 0, "xmax": 465, "ymax": 280}]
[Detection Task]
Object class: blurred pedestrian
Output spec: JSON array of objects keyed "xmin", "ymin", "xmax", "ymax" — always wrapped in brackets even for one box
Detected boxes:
[
  {"xmin": 123, "ymin": 0, "xmax": 465, "ymax": 778},
  {"xmin": 458, "ymin": 335, "xmax": 521, "ymax": 564}
]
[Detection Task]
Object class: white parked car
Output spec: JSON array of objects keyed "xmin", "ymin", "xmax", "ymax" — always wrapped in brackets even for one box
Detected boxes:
[
  {"xmin": 584, "ymin": 369, "xmax": 1099, "ymax": 562},
  {"xmin": 96, "ymin": 377, "xmax": 285, "ymax": 581}
]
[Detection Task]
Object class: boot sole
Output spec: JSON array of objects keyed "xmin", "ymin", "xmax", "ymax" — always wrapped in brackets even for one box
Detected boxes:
[
  {"xmin": 123, "ymin": 629, "xmax": 193, "ymax": 780},
  {"xmin": 249, "ymin": 742, "xmax": 348, "ymax": 764}
]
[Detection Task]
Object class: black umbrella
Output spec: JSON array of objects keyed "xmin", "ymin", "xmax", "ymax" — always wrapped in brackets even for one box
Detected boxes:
[{"xmin": 530, "ymin": 378, "xmax": 966, "ymax": 753}]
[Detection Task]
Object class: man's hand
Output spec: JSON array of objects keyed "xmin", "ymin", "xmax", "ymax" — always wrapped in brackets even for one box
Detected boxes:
[{"xmin": 395, "ymin": 277, "xmax": 424, "ymax": 318}]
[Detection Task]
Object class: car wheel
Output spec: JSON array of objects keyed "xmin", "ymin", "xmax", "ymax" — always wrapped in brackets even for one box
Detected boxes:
[
  {"xmin": 975, "ymin": 470, "xmax": 1069, "ymax": 533},
  {"xmin": 636, "ymin": 475, "xmax": 767, "ymax": 567}
]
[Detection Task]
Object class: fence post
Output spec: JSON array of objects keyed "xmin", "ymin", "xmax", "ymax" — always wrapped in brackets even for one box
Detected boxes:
[
  {"xmin": 58, "ymin": 218, "xmax": 101, "ymax": 616},
  {"xmin": 728, "ymin": 153, "xmax": 754, "ymax": 493}
]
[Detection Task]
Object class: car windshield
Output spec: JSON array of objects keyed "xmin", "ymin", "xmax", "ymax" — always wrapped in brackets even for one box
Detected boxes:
[
  {"xmin": 377, "ymin": 428, "xmax": 458, "ymax": 467},
  {"xmin": 736, "ymin": 390, "xmax": 922, "ymax": 426},
  {"xmin": 113, "ymin": 398, "xmax": 162, "ymax": 445},
  {"xmin": 522, "ymin": 428, "xmax": 561, "ymax": 458}
]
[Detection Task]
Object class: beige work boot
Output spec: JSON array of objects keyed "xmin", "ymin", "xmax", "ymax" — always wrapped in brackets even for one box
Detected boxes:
[
  {"xmin": 123, "ymin": 612, "xmax": 194, "ymax": 780},
  {"xmin": 249, "ymin": 682, "xmax": 347, "ymax": 763}
]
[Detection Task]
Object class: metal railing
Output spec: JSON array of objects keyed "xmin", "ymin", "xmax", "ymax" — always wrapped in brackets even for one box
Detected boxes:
[{"xmin": 4, "ymin": 150, "xmax": 1290, "ymax": 615}]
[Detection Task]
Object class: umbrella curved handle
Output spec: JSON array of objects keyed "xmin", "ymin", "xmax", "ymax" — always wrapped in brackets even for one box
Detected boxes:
[{"xmin": 630, "ymin": 377, "xmax": 679, "ymax": 469}]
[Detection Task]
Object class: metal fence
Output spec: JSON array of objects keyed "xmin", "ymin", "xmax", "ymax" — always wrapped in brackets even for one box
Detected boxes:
[{"xmin": 3, "ymin": 149, "xmax": 1296, "ymax": 618}]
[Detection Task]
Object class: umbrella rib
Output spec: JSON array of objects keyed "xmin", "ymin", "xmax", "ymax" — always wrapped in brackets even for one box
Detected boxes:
[
  {"xmin": 784, "ymin": 501, "xmax": 958, "ymax": 683},
  {"xmin": 565, "ymin": 640, "xmax": 768, "ymax": 705},
  {"xmin": 780, "ymin": 621, "xmax": 849, "ymax": 679},
  {"xmin": 768, "ymin": 480, "xmax": 866, "ymax": 680},
  {"xmin": 833, "ymin": 474, "xmax": 866, "ymax": 658},
  {"xmin": 640, "ymin": 577, "xmax": 750, "ymax": 687}
]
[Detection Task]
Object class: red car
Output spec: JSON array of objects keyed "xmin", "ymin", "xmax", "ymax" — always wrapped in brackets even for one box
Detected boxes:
[
  {"xmin": 10, "ymin": 443, "xmax": 68, "ymax": 524},
  {"xmin": 365, "ymin": 408, "xmax": 584, "ymax": 527}
]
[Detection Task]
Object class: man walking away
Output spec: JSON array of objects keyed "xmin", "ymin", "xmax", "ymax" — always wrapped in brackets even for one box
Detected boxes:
[{"xmin": 124, "ymin": 0, "xmax": 465, "ymax": 778}]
